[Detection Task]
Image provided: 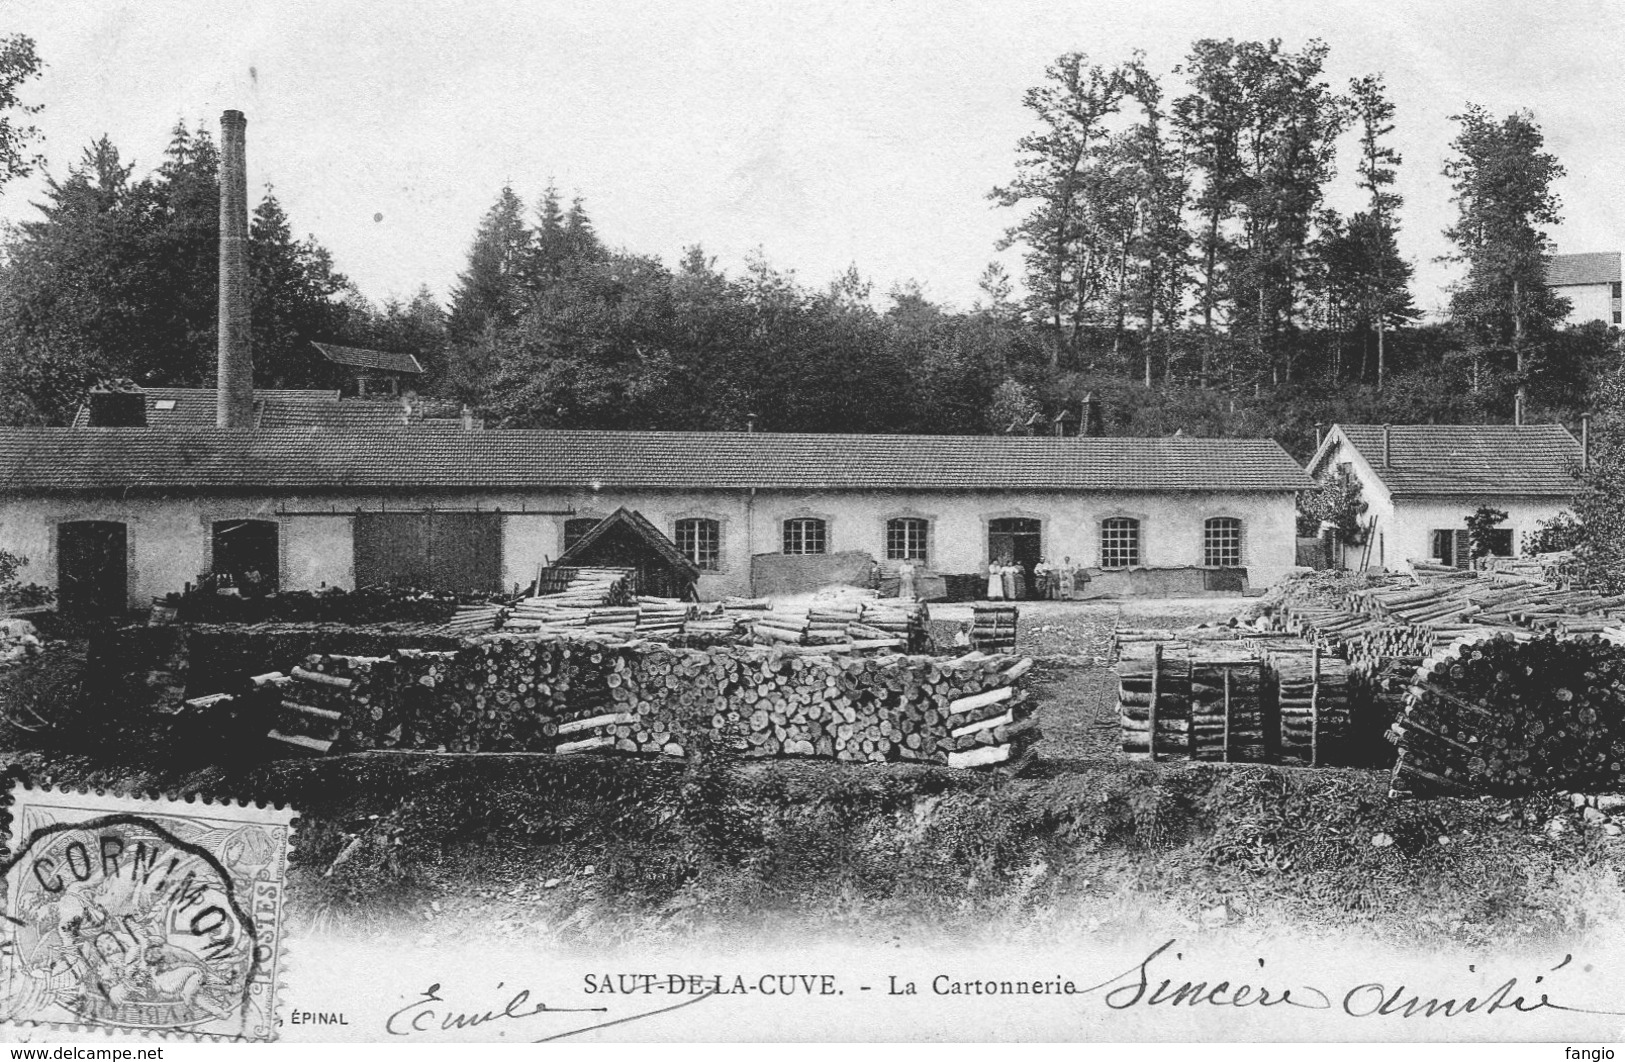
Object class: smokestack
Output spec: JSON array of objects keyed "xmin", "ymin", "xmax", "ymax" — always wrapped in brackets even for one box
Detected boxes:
[
  {"xmin": 1514, "ymin": 392, "xmax": 1525, "ymax": 427},
  {"xmin": 1382, "ymin": 423, "xmax": 1392, "ymax": 468},
  {"xmin": 1314, "ymin": 421, "xmax": 1324, "ymax": 448},
  {"xmin": 1583, "ymin": 413, "xmax": 1591, "ymax": 471},
  {"xmin": 217, "ymin": 109, "xmax": 253, "ymax": 429}
]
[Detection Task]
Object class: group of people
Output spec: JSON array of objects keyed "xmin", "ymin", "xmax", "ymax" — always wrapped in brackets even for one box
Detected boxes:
[{"xmin": 985, "ymin": 557, "xmax": 1087, "ymax": 600}]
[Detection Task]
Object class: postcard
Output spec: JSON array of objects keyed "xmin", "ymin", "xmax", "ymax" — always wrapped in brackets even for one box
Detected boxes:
[{"xmin": 2, "ymin": 0, "xmax": 1625, "ymax": 1046}]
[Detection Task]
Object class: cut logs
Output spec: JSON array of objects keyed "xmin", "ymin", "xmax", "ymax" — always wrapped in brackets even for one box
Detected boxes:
[{"xmin": 234, "ymin": 631, "xmax": 1038, "ymax": 769}]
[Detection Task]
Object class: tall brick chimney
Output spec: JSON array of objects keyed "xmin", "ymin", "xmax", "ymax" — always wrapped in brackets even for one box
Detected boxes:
[{"xmin": 217, "ymin": 109, "xmax": 253, "ymax": 429}]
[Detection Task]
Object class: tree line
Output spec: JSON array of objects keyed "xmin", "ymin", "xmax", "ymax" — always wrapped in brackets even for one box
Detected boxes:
[{"xmin": 0, "ymin": 34, "xmax": 1614, "ymax": 459}]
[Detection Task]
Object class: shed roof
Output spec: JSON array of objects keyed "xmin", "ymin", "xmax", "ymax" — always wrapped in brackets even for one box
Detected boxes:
[
  {"xmin": 312, "ymin": 342, "xmax": 425, "ymax": 375},
  {"xmin": 1309, "ymin": 423, "xmax": 1583, "ymax": 497},
  {"xmin": 1545, "ymin": 252, "xmax": 1621, "ymax": 287},
  {"xmin": 0, "ymin": 428, "xmax": 1314, "ymax": 495}
]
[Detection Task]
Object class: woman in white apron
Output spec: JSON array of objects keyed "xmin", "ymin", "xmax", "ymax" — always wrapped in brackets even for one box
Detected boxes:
[{"xmin": 987, "ymin": 559, "xmax": 1005, "ymax": 600}]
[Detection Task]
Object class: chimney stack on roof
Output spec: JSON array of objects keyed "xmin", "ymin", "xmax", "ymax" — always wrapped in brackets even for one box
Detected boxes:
[
  {"xmin": 1382, "ymin": 423, "xmax": 1392, "ymax": 468},
  {"xmin": 1514, "ymin": 392, "xmax": 1525, "ymax": 427},
  {"xmin": 1314, "ymin": 421, "xmax": 1324, "ymax": 448},
  {"xmin": 217, "ymin": 109, "xmax": 253, "ymax": 429}
]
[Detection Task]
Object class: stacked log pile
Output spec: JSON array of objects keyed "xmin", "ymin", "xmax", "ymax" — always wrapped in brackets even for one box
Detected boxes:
[
  {"xmin": 1387, "ymin": 633, "xmax": 1625, "ymax": 797},
  {"xmin": 1259, "ymin": 642, "xmax": 1350, "ymax": 765},
  {"xmin": 1116, "ymin": 641, "xmax": 1264, "ymax": 762},
  {"xmin": 236, "ymin": 632, "xmax": 1037, "ymax": 769},
  {"xmin": 972, "ymin": 605, "xmax": 1018, "ymax": 652},
  {"xmin": 741, "ymin": 600, "xmax": 928, "ymax": 654}
]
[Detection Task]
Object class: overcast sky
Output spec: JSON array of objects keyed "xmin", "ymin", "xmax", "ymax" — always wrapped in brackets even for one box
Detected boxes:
[{"xmin": 6, "ymin": 0, "xmax": 1623, "ymax": 318}]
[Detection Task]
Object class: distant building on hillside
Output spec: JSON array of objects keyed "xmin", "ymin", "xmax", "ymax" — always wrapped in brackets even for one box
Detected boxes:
[
  {"xmin": 71, "ymin": 386, "xmax": 476, "ymax": 431},
  {"xmin": 1306, "ymin": 423, "xmax": 1585, "ymax": 572},
  {"xmin": 311, "ymin": 341, "xmax": 426, "ymax": 397},
  {"xmin": 1545, "ymin": 252, "xmax": 1621, "ymax": 326}
]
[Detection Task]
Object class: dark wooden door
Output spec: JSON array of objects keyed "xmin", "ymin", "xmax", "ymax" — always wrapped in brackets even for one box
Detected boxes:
[
  {"xmin": 354, "ymin": 512, "xmax": 501, "ymax": 593},
  {"xmin": 428, "ymin": 512, "xmax": 502, "ymax": 593},
  {"xmin": 354, "ymin": 513, "xmax": 429, "ymax": 589},
  {"xmin": 58, "ymin": 520, "xmax": 127, "ymax": 614}
]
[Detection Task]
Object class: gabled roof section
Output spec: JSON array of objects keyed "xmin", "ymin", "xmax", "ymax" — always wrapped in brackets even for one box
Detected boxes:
[
  {"xmin": 0, "ymin": 429, "xmax": 1314, "ymax": 494},
  {"xmin": 70, "ymin": 388, "xmax": 469, "ymax": 432},
  {"xmin": 554, "ymin": 507, "xmax": 700, "ymax": 579},
  {"xmin": 1309, "ymin": 423, "xmax": 1583, "ymax": 497},
  {"xmin": 312, "ymin": 341, "xmax": 425, "ymax": 375},
  {"xmin": 1545, "ymin": 252, "xmax": 1621, "ymax": 288},
  {"xmin": 70, "ymin": 387, "xmax": 340, "ymax": 429}
]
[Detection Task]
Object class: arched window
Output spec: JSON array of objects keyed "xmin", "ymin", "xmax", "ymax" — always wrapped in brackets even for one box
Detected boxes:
[
  {"xmin": 885, "ymin": 518, "xmax": 928, "ymax": 562},
  {"xmin": 1100, "ymin": 517, "xmax": 1140, "ymax": 569},
  {"xmin": 675, "ymin": 517, "xmax": 721, "ymax": 570},
  {"xmin": 1203, "ymin": 517, "xmax": 1242, "ymax": 567},
  {"xmin": 782, "ymin": 518, "xmax": 827, "ymax": 555}
]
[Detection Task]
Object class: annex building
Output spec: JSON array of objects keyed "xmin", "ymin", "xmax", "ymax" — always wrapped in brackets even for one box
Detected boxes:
[
  {"xmin": 0, "ymin": 427, "xmax": 1312, "ymax": 611},
  {"xmin": 1306, "ymin": 423, "xmax": 1584, "ymax": 571}
]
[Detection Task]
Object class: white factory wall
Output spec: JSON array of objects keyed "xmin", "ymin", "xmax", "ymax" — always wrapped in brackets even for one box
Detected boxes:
[
  {"xmin": 1316, "ymin": 437, "xmax": 1574, "ymax": 571},
  {"xmin": 0, "ymin": 487, "xmax": 1301, "ymax": 608}
]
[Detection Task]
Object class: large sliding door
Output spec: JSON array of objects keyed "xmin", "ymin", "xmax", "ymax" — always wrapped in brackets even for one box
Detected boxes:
[{"xmin": 354, "ymin": 512, "xmax": 502, "ymax": 593}]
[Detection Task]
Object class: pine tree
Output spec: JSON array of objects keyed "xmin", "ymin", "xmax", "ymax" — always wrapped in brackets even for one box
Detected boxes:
[
  {"xmin": 1443, "ymin": 104, "xmax": 1569, "ymax": 402},
  {"xmin": 447, "ymin": 185, "xmax": 532, "ymax": 342},
  {"xmin": 990, "ymin": 52, "xmax": 1126, "ymax": 366}
]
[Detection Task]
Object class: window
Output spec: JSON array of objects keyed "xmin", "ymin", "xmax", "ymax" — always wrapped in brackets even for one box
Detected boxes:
[
  {"xmin": 675, "ymin": 518, "xmax": 721, "ymax": 570},
  {"xmin": 782, "ymin": 518, "xmax": 827, "ymax": 555},
  {"xmin": 1482, "ymin": 528, "xmax": 1514, "ymax": 557},
  {"xmin": 1615, "ymin": 310, "xmax": 1621, "ymax": 325},
  {"xmin": 1100, "ymin": 517, "xmax": 1140, "ymax": 569},
  {"xmin": 1612, "ymin": 282, "xmax": 1622, "ymax": 299},
  {"xmin": 885, "ymin": 518, "xmax": 928, "ymax": 561},
  {"xmin": 153, "ymin": 399, "xmax": 177, "ymax": 411},
  {"xmin": 563, "ymin": 517, "xmax": 599, "ymax": 552},
  {"xmin": 1203, "ymin": 517, "xmax": 1242, "ymax": 567}
]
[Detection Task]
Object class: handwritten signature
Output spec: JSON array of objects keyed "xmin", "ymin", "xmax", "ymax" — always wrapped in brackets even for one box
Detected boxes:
[
  {"xmin": 1078, "ymin": 940, "xmax": 1625, "ymax": 1019},
  {"xmin": 385, "ymin": 981, "xmax": 717, "ymax": 1041}
]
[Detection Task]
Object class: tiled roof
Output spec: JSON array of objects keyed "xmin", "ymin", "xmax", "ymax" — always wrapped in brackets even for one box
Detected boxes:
[
  {"xmin": 0, "ymin": 429, "xmax": 1314, "ymax": 494},
  {"xmin": 71, "ymin": 388, "xmax": 339, "ymax": 429},
  {"xmin": 1313, "ymin": 424, "xmax": 1583, "ymax": 496},
  {"xmin": 1545, "ymin": 252, "xmax": 1621, "ymax": 287},
  {"xmin": 312, "ymin": 342, "xmax": 425, "ymax": 375},
  {"xmin": 70, "ymin": 388, "xmax": 467, "ymax": 432}
]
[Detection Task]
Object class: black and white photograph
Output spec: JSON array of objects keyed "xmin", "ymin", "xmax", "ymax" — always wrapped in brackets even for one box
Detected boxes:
[{"xmin": 1, "ymin": 0, "xmax": 1625, "ymax": 1046}]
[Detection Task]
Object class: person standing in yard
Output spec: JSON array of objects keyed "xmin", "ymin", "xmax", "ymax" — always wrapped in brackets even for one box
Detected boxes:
[
  {"xmin": 1002, "ymin": 560, "xmax": 1019, "ymax": 601},
  {"xmin": 1035, "ymin": 557, "xmax": 1052, "ymax": 599},
  {"xmin": 987, "ymin": 558, "xmax": 1005, "ymax": 600},
  {"xmin": 898, "ymin": 560, "xmax": 917, "ymax": 602},
  {"xmin": 1058, "ymin": 556, "xmax": 1075, "ymax": 601}
]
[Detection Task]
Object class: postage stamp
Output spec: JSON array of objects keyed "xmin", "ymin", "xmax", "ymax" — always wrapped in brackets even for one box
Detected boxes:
[{"xmin": 0, "ymin": 785, "xmax": 294, "ymax": 1041}]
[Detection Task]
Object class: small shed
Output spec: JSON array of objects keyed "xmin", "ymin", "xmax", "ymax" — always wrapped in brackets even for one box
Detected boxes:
[{"xmin": 553, "ymin": 507, "xmax": 700, "ymax": 600}]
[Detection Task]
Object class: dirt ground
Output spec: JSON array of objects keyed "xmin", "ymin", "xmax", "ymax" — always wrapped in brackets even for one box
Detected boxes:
[{"xmin": 4, "ymin": 596, "xmax": 1625, "ymax": 955}]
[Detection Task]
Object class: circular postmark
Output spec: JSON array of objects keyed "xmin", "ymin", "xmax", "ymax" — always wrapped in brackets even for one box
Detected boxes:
[{"xmin": 2, "ymin": 812, "xmax": 266, "ymax": 1034}]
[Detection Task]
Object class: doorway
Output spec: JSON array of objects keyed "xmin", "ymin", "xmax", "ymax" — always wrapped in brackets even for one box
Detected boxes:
[
  {"xmin": 988, "ymin": 517, "xmax": 1042, "ymax": 599},
  {"xmin": 57, "ymin": 520, "xmax": 128, "ymax": 615},
  {"xmin": 212, "ymin": 519, "xmax": 279, "ymax": 593}
]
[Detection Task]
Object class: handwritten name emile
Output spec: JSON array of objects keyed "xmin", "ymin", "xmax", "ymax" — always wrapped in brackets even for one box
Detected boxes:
[{"xmin": 382, "ymin": 939, "xmax": 1616, "ymax": 1037}]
